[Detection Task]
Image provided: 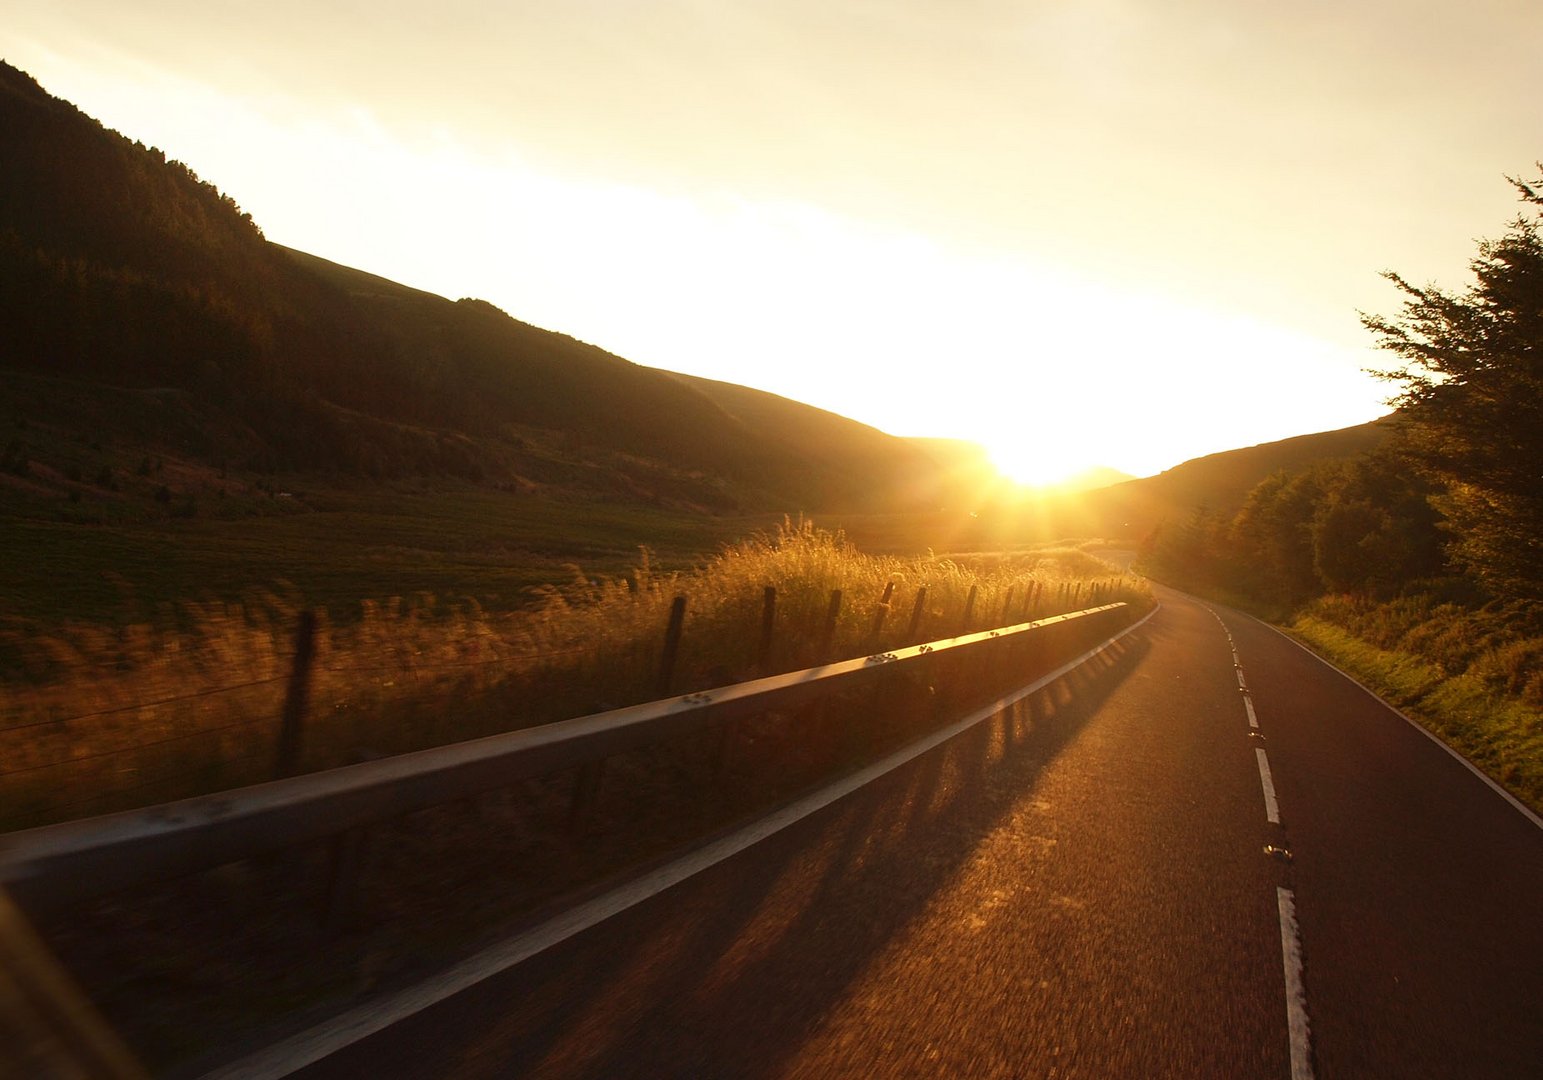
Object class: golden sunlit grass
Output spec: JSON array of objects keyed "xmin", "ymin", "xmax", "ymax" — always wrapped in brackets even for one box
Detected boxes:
[{"xmin": 1, "ymin": 520, "xmax": 1148, "ymax": 830}]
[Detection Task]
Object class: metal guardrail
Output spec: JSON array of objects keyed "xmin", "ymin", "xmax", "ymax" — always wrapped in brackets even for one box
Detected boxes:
[{"xmin": 0, "ymin": 603, "xmax": 1133, "ymax": 912}]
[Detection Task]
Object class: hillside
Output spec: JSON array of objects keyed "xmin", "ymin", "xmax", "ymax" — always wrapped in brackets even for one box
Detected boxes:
[
  {"xmin": 1042, "ymin": 418, "xmax": 1393, "ymax": 540},
  {"xmin": 1057, "ymin": 465, "xmax": 1137, "ymax": 493},
  {"xmin": 0, "ymin": 59, "xmax": 1396, "ymax": 554},
  {"xmin": 668, "ymin": 373, "xmax": 1008, "ymax": 510},
  {"xmin": 0, "ymin": 61, "xmax": 952, "ymax": 517}
]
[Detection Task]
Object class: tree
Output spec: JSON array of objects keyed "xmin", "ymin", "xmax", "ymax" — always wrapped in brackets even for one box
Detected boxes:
[
  {"xmin": 1140, "ymin": 504, "xmax": 1233, "ymax": 593},
  {"xmin": 1363, "ymin": 169, "xmax": 1543, "ymax": 597},
  {"xmin": 1310, "ymin": 451, "xmax": 1446, "ymax": 596},
  {"xmin": 1230, "ymin": 468, "xmax": 1329, "ymax": 606}
]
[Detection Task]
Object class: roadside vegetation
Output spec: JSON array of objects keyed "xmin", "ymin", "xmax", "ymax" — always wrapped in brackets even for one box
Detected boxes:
[
  {"xmin": 1291, "ymin": 600, "xmax": 1543, "ymax": 809},
  {"xmin": 2, "ymin": 520, "xmax": 1147, "ymax": 830},
  {"xmin": 1141, "ymin": 169, "xmax": 1543, "ymax": 814}
]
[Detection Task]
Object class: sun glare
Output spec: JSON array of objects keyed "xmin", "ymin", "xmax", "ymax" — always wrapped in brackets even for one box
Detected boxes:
[{"xmin": 984, "ymin": 441, "xmax": 1086, "ymax": 489}]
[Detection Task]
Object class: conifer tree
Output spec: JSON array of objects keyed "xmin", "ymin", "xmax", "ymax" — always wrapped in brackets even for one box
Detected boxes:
[{"xmin": 1363, "ymin": 169, "xmax": 1543, "ymax": 597}]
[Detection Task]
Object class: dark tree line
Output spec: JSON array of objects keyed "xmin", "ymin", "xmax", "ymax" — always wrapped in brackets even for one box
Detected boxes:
[
  {"xmin": 1145, "ymin": 168, "xmax": 1543, "ymax": 609},
  {"xmin": 1142, "ymin": 449, "xmax": 1446, "ymax": 610}
]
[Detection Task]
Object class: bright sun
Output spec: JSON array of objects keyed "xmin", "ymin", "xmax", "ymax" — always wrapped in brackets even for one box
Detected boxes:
[{"xmin": 984, "ymin": 440, "xmax": 1087, "ymax": 489}]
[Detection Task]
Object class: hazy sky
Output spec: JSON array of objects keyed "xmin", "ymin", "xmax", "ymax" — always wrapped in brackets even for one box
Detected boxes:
[{"xmin": 6, "ymin": 2, "xmax": 1539, "ymax": 481}]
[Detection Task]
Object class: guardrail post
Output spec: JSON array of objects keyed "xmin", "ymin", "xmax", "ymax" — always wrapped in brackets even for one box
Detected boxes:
[
  {"xmin": 324, "ymin": 827, "xmax": 367, "ymax": 932},
  {"xmin": 569, "ymin": 761, "xmax": 605, "ymax": 836},
  {"xmin": 657, "ymin": 595, "xmax": 687, "ymax": 697},
  {"xmin": 817, "ymin": 590, "xmax": 843, "ymax": 664},
  {"xmin": 713, "ymin": 720, "xmax": 737, "ymax": 783},
  {"xmin": 275, "ymin": 609, "xmax": 318, "ymax": 779}
]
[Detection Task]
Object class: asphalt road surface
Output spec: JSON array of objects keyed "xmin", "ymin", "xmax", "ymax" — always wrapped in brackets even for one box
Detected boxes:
[{"xmin": 288, "ymin": 585, "xmax": 1543, "ymax": 1079}]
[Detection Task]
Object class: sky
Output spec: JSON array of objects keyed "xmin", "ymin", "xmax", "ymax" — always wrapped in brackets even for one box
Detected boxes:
[{"xmin": 5, "ymin": 2, "xmax": 1540, "ymax": 483}]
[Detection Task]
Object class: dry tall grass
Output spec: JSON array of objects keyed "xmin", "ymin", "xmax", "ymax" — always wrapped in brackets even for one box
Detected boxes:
[{"xmin": 1, "ymin": 520, "xmax": 1147, "ymax": 829}]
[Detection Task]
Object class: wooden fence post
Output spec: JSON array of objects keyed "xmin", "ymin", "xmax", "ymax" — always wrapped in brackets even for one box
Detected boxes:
[
  {"xmin": 756, "ymin": 586, "xmax": 777, "ymax": 675},
  {"xmin": 817, "ymin": 589, "xmax": 843, "ymax": 664},
  {"xmin": 907, "ymin": 586, "xmax": 928, "ymax": 641},
  {"xmin": 275, "ymin": 609, "xmax": 317, "ymax": 779},
  {"xmin": 869, "ymin": 581, "xmax": 895, "ymax": 645},
  {"xmin": 657, "ymin": 595, "xmax": 687, "ymax": 698},
  {"xmin": 1000, "ymin": 585, "xmax": 1015, "ymax": 626},
  {"xmin": 959, "ymin": 584, "xmax": 978, "ymax": 636}
]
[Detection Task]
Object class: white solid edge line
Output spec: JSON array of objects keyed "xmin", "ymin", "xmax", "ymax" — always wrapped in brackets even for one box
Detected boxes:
[
  {"xmin": 1243, "ymin": 695, "xmax": 1259, "ymax": 730},
  {"xmin": 203, "ymin": 607, "xmax": 1162, "ymax": 1080},
  {"xmin": 1255, "ymin": 747, "xmax": 1281, "ymax": 824},
  {"xmin": 1277, "ymin": 887, "xmax": 1314, "ymax": 1080},
  {"xmin": 1256, "ymin": 620, "xmax": 1543, "ymax": 833}
]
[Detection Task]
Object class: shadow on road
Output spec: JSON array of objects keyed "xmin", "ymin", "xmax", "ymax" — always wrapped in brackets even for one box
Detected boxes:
[{"xmin": 310, "ymin": 628, "xmax": 1153, "ymax": 1079}]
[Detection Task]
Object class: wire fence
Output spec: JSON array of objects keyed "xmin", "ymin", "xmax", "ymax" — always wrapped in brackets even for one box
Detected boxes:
[
  {"xmin": 1, "ymin": 645, "xmax": 597, "ymax": 737},
  {"xmin": 2, "ymin": 574, "xmax": 1141, "ymax": 832}
]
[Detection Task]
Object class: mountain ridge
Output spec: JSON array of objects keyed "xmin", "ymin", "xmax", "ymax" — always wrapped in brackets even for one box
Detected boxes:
[{"xmin": 0, "ymin": 60, "xmax": 958, "ymax": 516}]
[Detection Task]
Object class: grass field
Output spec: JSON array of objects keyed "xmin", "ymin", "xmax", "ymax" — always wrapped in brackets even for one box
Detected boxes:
[
  {"xmin": 0, "ymin": 486, "xmax": 781, "ymax": 629},
  {"xmin": 2, "ymin": 493, "xmax": 1145, "ymax": 829},
  {"xmin": 0, "ymin": 484, "xmax": 1094, "ymax": 629}
]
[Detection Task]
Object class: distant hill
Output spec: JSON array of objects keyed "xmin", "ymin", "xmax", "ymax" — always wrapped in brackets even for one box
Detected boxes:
[
  {"xmin": 1047, "ymin": 465, "xmax": 1137, "ymax": 494},
  {"xmin": 664, "ymin": 373, "xmax": 956, "ymax": 510},
  {"xmin": 1036, "ymin": 419, "xmax": 1394, "ymax": 541},
  {"xmin": 0, "ymin": 61, "xmax": 956, "ymax": 516}
]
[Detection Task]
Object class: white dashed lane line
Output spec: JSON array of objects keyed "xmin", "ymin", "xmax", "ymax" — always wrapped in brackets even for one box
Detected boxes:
[
  {"xmin": 1277, "ymin": 887, "xmax": 1313, "ymax": 1080},
  {"xmin": 1206, "ymin": 604, "xmax": 1314, "ymax": 1079},
  {"xmin": 1255, "ymin": 747, "xmax": 1282, "ymax": 825}
]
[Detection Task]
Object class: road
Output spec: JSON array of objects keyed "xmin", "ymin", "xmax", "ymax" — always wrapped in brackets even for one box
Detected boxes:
[{"xmin": 281, "ymin": 584, "xmax": 1543, "ymax": 1079}]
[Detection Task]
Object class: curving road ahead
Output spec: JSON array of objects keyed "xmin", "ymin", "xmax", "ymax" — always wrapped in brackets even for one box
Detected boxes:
[{"xmin": 276, "ymin": 585, "xmax": 1543, "ymax": 1079}]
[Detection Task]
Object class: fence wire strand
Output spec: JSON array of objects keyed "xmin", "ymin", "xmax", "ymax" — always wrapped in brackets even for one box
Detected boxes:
[{"xmin": 2, "ymin": 646, "xmax": 592, "ymax": 736}]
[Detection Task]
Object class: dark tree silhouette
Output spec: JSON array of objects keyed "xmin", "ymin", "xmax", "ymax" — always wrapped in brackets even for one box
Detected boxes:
[{"xmin": 1363, "ymin": 169, "xmax": 1543, "ymax": 596}]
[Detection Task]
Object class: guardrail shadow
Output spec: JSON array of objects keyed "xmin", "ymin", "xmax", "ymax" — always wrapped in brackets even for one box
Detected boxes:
[
  {"xmin": 300, "ymin": 626, "xmax": 1153, "ymax": 1079},
  {"xmin": 29, "ymin": 611, "xmax": 1147, "ymax": 1075}
]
